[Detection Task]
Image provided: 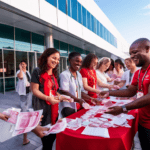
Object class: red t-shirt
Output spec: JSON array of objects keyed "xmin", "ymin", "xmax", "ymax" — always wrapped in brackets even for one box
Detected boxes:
[
  {"xmin": 80, "ymin": 68, "xmax": 97, "ymax": 98},
  {"xmin": 131, "ymin": 65, "xmax": 150, "ymax": 129}
]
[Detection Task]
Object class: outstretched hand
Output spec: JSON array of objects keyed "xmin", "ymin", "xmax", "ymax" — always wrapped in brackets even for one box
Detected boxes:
[
  {"xmin": 32, "ymin": 125, "xmax": 49, "ymax": 138},
  {"xmin": 105, "ymin": 106, "xmax": 123, "ymax": 115},
  {"xmin": 0, "ymin": 113, "xmax": 10, "ymax": 121},
  {"xmin": 99, "ymin": 91, "xmax": 109, "ymax": 98},
  {"xmin": 91, "ymin": 98, "xmax": 101, "ymax": 105}
]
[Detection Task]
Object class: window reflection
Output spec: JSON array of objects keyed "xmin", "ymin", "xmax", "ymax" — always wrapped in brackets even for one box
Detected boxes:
[
  {"xmin": 4, "ymin": 50, "xmax": 14, "ymax": 77},
  {"xmin": 37, "ymin": 53, "xmax": 42, "ymax": 67},
  {"xmin": 29, "ymin": 52, "xmax": 35, "ymax": 74},
  {"xmin": 0, "ymin": 24, "xmax": 14, "ymax": 49},
  {"xmin": 0, "ymin": 50, "xmax": 2, "ymax": 77},
  {"xmin": 16, "ymin": 51, "xmax": 27, "ymax": 72},
  {"xmin": 32, "ymin": 33, "xmax": 44, "ymax": 53},
  {"xmin": 15, "ymin": 28, "xmax": 31, "ymax": 51}
]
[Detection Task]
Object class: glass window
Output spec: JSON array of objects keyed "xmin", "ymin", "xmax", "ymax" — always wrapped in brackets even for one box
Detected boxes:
[
  {"xmin": 15, "ymin": 28, "xmax": 31, "ymax": 51},
  {"xmin": 67, "ymin": 0, "xmax": 71, "ymax": 17},
  {"xmin": 58, "ymin": 0, "xmax": 66, "ymax": 14},
  {"xmin": 101, "ymin": 24, "xmax": 104, "ymax": 39},
  {"xmin": 110, "ymin": 33, "xmax": 113, "ymax": 45},
  {"xmin": 37, "ymin": 53, "xmax": 42, "ymax": 67},
  {"xmin": 46, "ymin": 0, "xmax": 57, "ymax": 7},
  {"xmin": 69, "ymin": 44, "xmax": 74, "ymax": 53},
  {"xmin": 74, "ymin": 46, "xmax": 85, "ymax": 58},
  {"xmin": 107, "ymin": 31, "xmax": 110, "ymax": 43},
  {"xmin": 87, "ymin": 11, "xmax": 91, "ymax": 30},
  {"xmin": 0, "ymin": 24, "xmax": 14, "ymax": 49},
  {"xmin": 5, "ymin": 78, "xmax": 15, "ymax": 91},
  {"xmin": 59, "ymin": 57, "xmax": 67, "ymax": 73},
  {"xmin": 32, "ymin": 33, "xmax": 44, "ymax": 53},
  {"xmin": 77, "ymin": 2, "xmax": 82, "ymax": 24},
  {"xmin": 0, "ymin": 49, "xmax": 2, "ymax": 77},
  {"xmin": 60, "ymin": 41, "xmax": 68, "ymax": 57},
  {"xmin": 71, "ymin": 0, "xmax": 77, "ymax": 21},
  {"xmin": 0, "ymin": 79, "xmax": 4, "ymax": 93},
  {"xmin": 82, "ymin": 6, "xmax": 86, "ymax": 27},
  {"xmin": 112, "ymin": 35, "xmax": 114, "ymax": 46},
  {"xmin": 16, "ymin": 51, "xmax": 27, "ymax": 72},
  {"xmin": 91, "ymin": 15, "xmax": 94, "ymax": 33},
  {"xmin": 97, "ymin": 21, "xmax": 100, "ymax": 36},
  {"xmin": 54, "ymin": 39, "xmax": 59, "ymax": 50},
  {"xmin": 85, "ymin": 50, "xmax": 90, "ymax": 55},
  {"xmin": 104, "ymin": 27, "xmax": 107, "ymax": 40},
  {"xmin": 4, "ymin": 50, "xmax": 14, "ymax": 77},
  {"xmin": 29, "ymin": 52, "xmax": 35, "ymax": 74},
  {"xmin": 94, "ymin": 18, "xmax": 97, "ymax": 34}
]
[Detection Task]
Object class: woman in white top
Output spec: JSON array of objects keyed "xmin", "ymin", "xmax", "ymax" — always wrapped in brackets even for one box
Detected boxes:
[
  {"xmin": 118, "ymin": 58, "xmax": 138, "ymax": 89},
  {"xmin": 113, "ymin": 59, "xmax": 125, "ymax": 78},
  {"xmin": 16, "ymin": 60, "xmax": 31, "ymax": 145},
  {"xmin": 96, "ymin": 57, "xmax": 118, "ymax": 91},
  {"xmin": 59, "ymin": 52, "xmax": 99, "ymax": 117}
]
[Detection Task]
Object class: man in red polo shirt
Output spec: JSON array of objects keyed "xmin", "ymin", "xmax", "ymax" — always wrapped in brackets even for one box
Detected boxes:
[{"xmin": 100, "ymin": 38, "xmax": 150, "ymax": 150}]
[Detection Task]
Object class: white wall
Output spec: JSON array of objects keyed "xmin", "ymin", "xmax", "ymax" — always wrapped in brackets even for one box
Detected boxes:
[{"xmin": 0, "ymin": 0, "xmax": 129, "ymax": 58}]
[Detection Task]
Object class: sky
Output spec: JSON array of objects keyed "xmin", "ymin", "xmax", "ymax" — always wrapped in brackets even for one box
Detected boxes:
[{"xmin": 94, "ymin": 0, "xmax": 150, "ymax": 46}]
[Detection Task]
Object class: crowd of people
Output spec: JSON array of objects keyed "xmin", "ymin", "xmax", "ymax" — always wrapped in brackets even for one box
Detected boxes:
[{"xmin": 0, "ymin": 37, "xmax": 150, "ymax": 150}]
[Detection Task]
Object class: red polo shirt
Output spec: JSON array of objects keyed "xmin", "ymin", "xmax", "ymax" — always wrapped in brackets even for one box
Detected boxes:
[
  {"xmin": 80, "ymin": 68, "xmax": 97, "ymax": 98},
  {"xmin": 131, "ymin": 65, "xmax": 150, "ymax": 129}
]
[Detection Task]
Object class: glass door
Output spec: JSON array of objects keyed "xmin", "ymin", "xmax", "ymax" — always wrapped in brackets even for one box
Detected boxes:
[{"xmin": 4, "ymin": 50, "xmax": 15, "ymax": 91}]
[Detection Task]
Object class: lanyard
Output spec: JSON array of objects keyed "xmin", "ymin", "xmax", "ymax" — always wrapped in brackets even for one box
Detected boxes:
[
  {"xmin": 69, "ymin": 69, "xmax": 81, "ymax": 98},
  {"xmin": 138, "ymin": 69, "xmax": 148, "ymax": 91}
]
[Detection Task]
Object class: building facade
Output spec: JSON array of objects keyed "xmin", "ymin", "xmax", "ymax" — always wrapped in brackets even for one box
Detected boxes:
[{"xmin": 0, "ymin": 0, "xmax": 129, "ymax": 93}]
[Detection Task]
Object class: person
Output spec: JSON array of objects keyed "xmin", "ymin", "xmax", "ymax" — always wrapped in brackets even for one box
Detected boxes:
[
  {"xmin": 31, "ymin": 48, "xmax": 71, "ymax": 150},
  {"xmin": 96, "ymin": 57, "xmax": 118, "ymax": 91},
  {"xmin": 0, "ymin": 112, "xmax": 49, "ymax": 138},
  {"xmin": 113, "ymin": 59, "xmax": 125, "ymax": 78},
  {"xmin": 99, "ymin": 38, "xmax": 150, "ymax": 150},
  {"xmin": 80, "ymin": 53, "xmax": 113, "ymax": 103},
  {"xmin": 16, "ymin": 60, "xmax": 31, "ymax": 145},
  {"xmin": 59, "ymin": 52, "xmax": 98, "ymax": 117},
  {"xmin": 118, "ymin": 58, "xmax": 138, "ymax": 89},
  {"xmin": 106, "ymin": 59, "xmax": 114, "ymax": 78}
]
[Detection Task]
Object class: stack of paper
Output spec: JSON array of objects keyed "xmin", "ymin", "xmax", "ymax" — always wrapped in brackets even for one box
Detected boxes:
[{"xmin": 82, "ymin": 126, "xmax": 110, "ymax": 138}]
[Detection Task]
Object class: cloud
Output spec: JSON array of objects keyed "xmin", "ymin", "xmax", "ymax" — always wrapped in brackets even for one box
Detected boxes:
[{"xmin": 143, "ymin": 4, "xmax": 150, "ymax": 9}]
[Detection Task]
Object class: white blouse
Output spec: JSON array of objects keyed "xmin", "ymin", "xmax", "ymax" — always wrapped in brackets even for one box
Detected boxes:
[
  {"xmin": 59, "ymin": 69, "xmax": 85, "ymax": 111},
  {"xmin": 96, "ymin": 70, "xmax": 109, "ymax": 91},
  {"xmin": 16, "ymin": 70, "xmax": 31, "ymax": 95}
]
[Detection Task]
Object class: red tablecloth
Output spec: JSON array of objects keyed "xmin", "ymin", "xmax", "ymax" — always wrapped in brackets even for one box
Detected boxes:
[{"xmin": 56, "ymin": 109, "xmax": 139, "ymax": 150}]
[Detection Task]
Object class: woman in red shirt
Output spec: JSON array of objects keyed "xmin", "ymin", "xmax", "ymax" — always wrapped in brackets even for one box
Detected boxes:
[
  {"xmin": 80, "ymin": 53, "xmax": 103, "ymax": 104},
  {"xmin": 31, "ymin": 48, "xmax": 71, "ymax": 150}
]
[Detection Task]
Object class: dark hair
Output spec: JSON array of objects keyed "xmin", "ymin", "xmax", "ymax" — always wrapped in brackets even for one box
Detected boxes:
[
  {"xmin": 21, "ymin": 60, "xmax": 27, "ymax": 64},
  {"xmin": 105, "ymin": 59, "xmax": 114, "ymax": 72},
  {"xmin": 110, "ymin": 59, "xmax": 114, "ymax": 69},
  {"xmin": 68, "ymin": 52, "xmax": 81, "ymax": 61},
  {"xmin": 38, "ymin": 48, "xmax": 60, "ymax": 77},
  {"xmin": 125, "ymin": 58, "xmax": 134, "ymax": 63},
  {"xmin": 81, "ymin": 53, "xmax": 98, "ymax": 69},
  {"xmin": 115, "ymin": 59, "xmax": 125, "ymax": 69}
]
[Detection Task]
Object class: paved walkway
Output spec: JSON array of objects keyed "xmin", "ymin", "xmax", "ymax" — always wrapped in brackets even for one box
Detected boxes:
[
  {"xmin": 0, "ymin": 91, "xmax": 142, "ymax": 150},
  {"xmin": 0, "ymin": 91, "xmax": 42, "ymax": 150}
]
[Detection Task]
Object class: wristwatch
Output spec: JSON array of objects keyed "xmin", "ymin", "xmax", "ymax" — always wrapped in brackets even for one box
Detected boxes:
[{"xmin": 121, "ymin": 105, "xmax": 128, "ymax": 112}]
